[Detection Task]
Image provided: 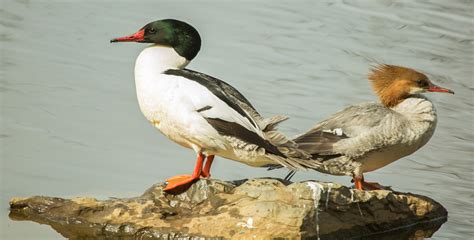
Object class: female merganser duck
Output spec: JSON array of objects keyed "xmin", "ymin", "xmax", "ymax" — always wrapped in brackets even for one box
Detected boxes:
[
  {"xmin": 287, "ymin": 65, "xmax": 454, "ymax": 190},
  {"xmin": 111, "ymin": 19, "xmax": 314, "ymax": 192}
]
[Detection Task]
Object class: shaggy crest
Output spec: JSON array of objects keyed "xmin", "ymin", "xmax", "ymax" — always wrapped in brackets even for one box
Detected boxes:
[{"xmin": 368, "ymin": 64, "xmax": 428, "ymax": 107}]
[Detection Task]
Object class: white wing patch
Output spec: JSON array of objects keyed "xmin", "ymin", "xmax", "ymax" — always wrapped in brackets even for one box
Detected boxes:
[{"xmin": 323, "ymin": 128, "xmax": 344, "ymax": 136}]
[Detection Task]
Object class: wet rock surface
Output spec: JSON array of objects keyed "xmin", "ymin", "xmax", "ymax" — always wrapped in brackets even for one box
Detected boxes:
[{"xmin": 9, "ymin": 178, "xmax": 447, "ymax": 239}]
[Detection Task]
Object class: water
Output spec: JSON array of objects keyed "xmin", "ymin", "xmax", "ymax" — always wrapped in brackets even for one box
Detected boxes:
[{"xmin": 1, "ymin": 0, "xmax": 472, "ymax": 239}]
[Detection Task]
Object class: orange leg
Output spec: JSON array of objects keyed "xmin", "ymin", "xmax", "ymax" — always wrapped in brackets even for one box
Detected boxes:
[
  {"xmin": 164, "ymin": 153, "xmax": 204, "ymax": 191},
  {"xmin": 201, "ymin": 155, "xmax": 214, "ymax": 178},
  {"xmin": 353, "ymin": 176, "xmax": 363, "ymax": 190},
  {"xmin": 352, "ymin": 175, "xmax": 391, "ymax": 190}
]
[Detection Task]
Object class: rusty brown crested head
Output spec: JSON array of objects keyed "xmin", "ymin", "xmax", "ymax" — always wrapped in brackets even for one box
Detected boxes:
[{"xmin": 368, "ymin": 64, "xmax": 454, "ymax": 108}]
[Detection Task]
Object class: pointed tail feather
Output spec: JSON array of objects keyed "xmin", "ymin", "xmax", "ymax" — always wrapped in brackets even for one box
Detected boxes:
[
  {"xmin": 261, "ymin": 115, "xmax": 316, "ymax": 161},
  {"xmin": 260, "ymin": 115, "xmax": 336, "ymax": 172}
]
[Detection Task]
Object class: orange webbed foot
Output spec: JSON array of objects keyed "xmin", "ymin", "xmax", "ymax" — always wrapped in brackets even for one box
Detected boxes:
[
  {"xmin": 352, "ymin": 176, "xmax": 392, "ymax": 191},
  {"xmin": 164, "ymin": 174, "xmax": 199, "ymax": 191},
  {"xmin": 362, "ymin": 181, "xmax": 392, "ymax": 191},
  {"xmin": 163, "ymin": 153, "xmax": 213, "ymax": 193}
]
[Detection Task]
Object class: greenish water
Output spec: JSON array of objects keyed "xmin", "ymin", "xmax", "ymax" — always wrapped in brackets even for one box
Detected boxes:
[{"xmin": 1, "ymin": 0, "xmax": 472, "ymax": 239}]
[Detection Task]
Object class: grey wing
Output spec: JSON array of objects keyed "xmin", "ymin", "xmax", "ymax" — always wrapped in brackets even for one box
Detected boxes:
[{"xmin": 293, "ymin": 102, "xmax": 395, "ymax": 157}]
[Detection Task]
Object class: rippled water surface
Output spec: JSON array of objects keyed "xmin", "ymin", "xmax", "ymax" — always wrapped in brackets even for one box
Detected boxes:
[{"xmin": 1, "ymin": 0, "xmax": 473, "ymax": 239}]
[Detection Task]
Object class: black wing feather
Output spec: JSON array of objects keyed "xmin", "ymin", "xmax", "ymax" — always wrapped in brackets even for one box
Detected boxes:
[
  {"xmin": 205, "ymin": 118, "xmax": 285, "ymax": 157},
  {"xmin": 164, "ymin": 69, "xmax": 257, "ymax": 128}
]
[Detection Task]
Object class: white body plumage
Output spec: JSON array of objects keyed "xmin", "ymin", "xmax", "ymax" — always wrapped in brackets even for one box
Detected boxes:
[{"xmin": 134, "ymin": 45, "xmax": 281, "ymax": 167}]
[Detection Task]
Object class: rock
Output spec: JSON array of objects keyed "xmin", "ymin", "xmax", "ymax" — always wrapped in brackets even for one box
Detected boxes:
[{"xmin": 9, "ymin": 178, "xmax": 447, "ymax": 239}]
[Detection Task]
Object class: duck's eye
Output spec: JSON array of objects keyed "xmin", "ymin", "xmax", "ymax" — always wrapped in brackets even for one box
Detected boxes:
[
  {"xmin": 417, "ymin": 79, "xmax": 429, "ymax": 87},
  {"xmin": 149, "ymin": 27, "xmax": 156, "ymax": 33}
]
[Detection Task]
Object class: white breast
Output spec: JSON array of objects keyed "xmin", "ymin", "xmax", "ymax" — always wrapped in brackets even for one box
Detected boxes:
[
  {"xmin": 134, "ymin": 47, "xmax": 184, "ymax": 119},
  {"xmin": 132, "ymin": 45, "xmax": 286, "ymax": 168},
  {"xmin": 134, "ymin": 46, "xmax": 202, "ymax": 149},
  {"xmin": 132, "ymin": 46, "xmax": 265, "ymax": 161},
  {"xmin": 361, "ymin": 97, "xmax": 437, "ymax": 173}
]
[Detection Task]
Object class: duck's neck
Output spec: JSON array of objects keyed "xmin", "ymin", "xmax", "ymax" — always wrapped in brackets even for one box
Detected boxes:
[
  {"xmin": 376, "ymin": 83, "xmax": 410, "ymax": 108},
  {"xmin": 135, "ymin": 45, "xmax": 189, "ymax": 77}
]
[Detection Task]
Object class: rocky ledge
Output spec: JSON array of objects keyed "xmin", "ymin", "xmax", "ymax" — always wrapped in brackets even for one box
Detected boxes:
[{"xmin": 9, "ymin": 178, "xmax": 447, "ymax": 239}]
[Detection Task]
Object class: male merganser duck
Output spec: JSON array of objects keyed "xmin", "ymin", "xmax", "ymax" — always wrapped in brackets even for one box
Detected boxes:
[
  {"xmin": 287, "ymin": 65, "xmax": 454, "ymax": 190},
  {"xmin": 111, "ymin": 19, "xmax": 314, "ymax": 192}
]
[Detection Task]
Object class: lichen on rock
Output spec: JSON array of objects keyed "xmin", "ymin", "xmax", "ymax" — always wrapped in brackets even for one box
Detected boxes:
[{"xmin": 9, "ymin": 178, "xmax": 447, "ymax": 239}]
